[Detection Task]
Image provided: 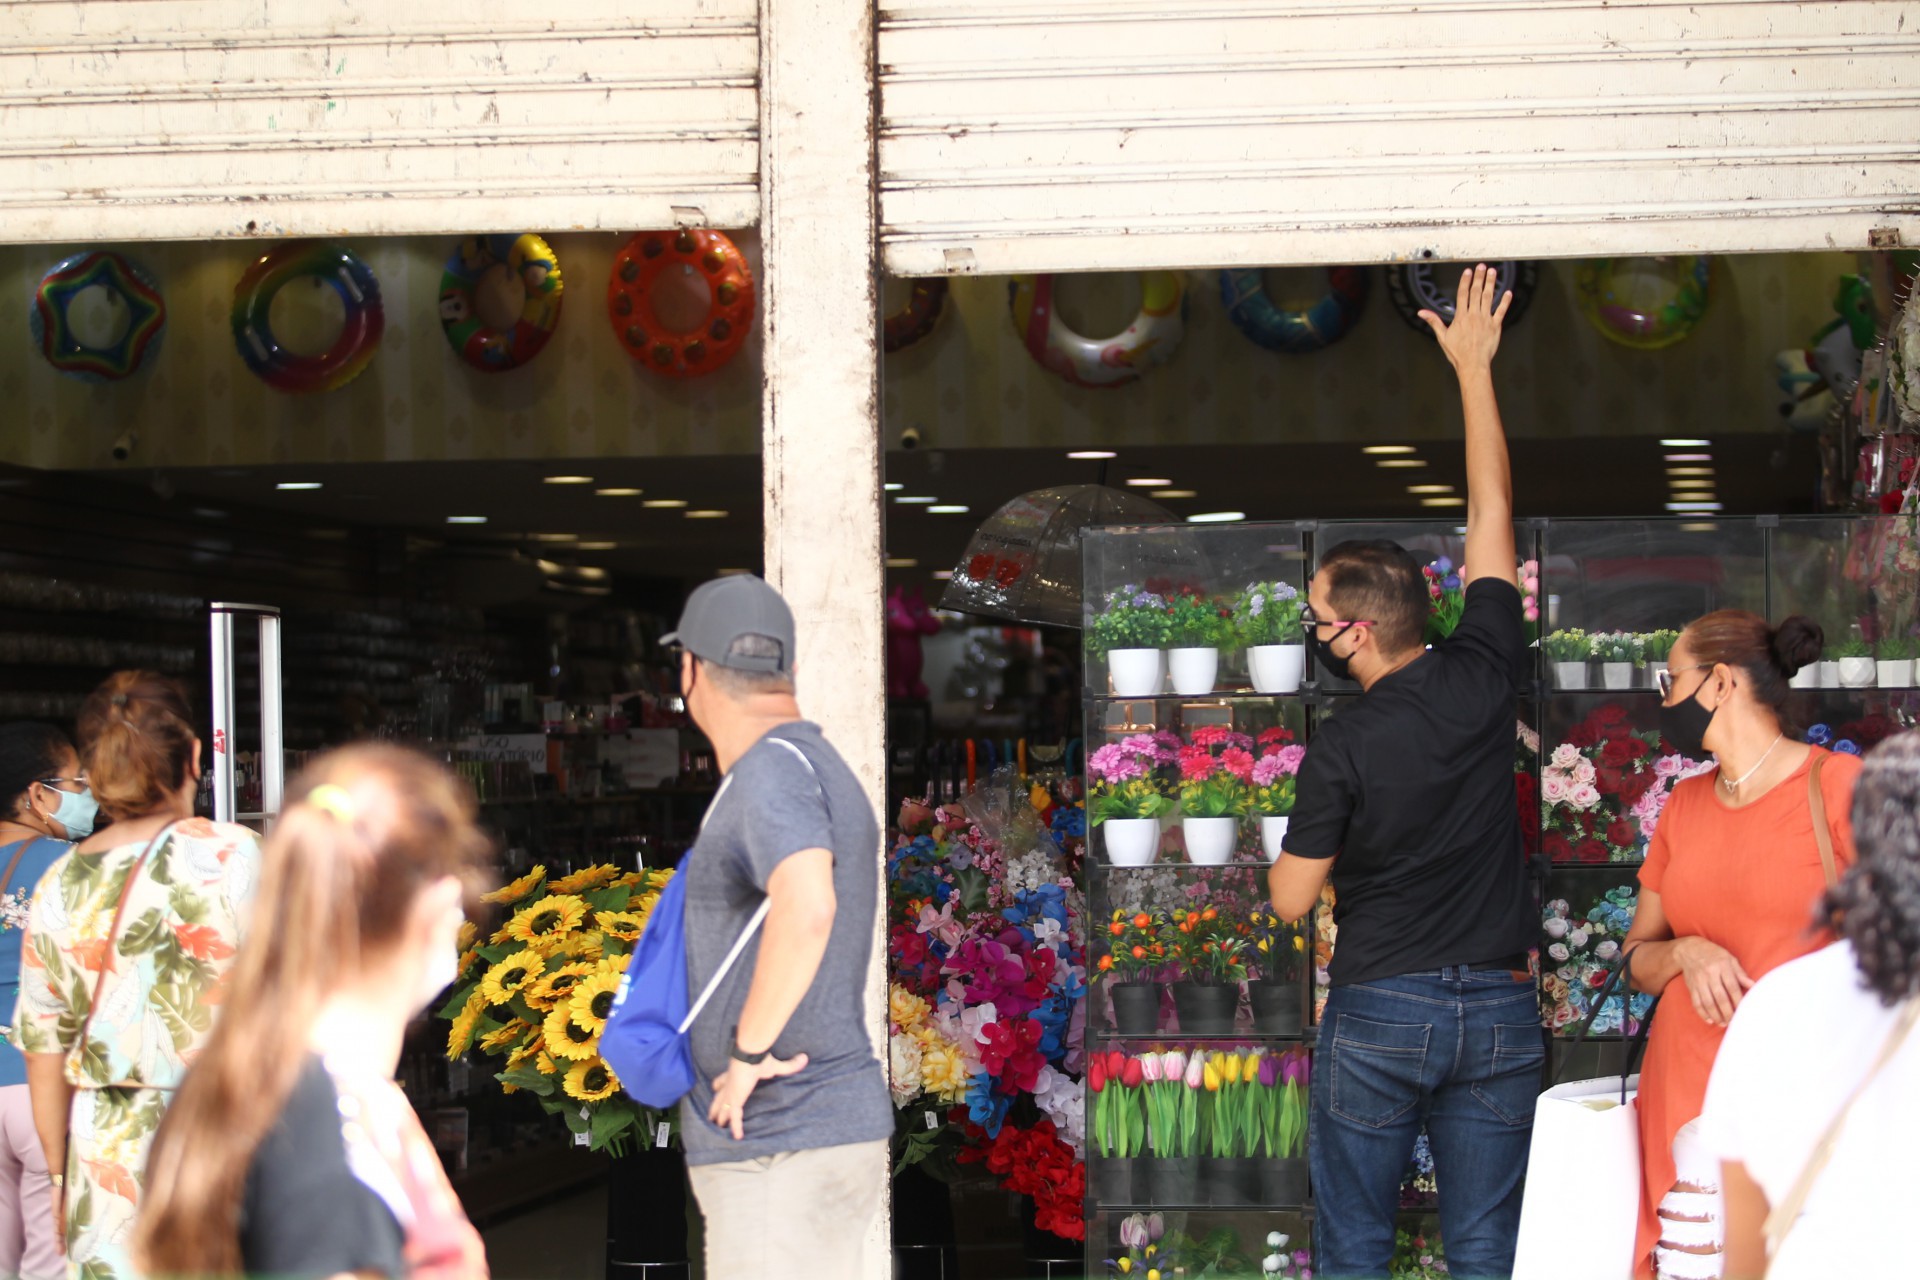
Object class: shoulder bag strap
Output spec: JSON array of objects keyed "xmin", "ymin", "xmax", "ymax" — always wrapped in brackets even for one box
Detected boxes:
[
  {"xmin": 1764, "ymin": 995, "xmax": 1920, "ymax": 1257},
  {"xmin": 73, "ymin": 822, "xmax": 176, "ymax": 1053},
  {"xmin": 0, "ymin": 837, "xmax": 40, "ymax": 900},
  {"xmin": 677, "ymin": 735, "xmax": 831, "ymax": 1036},
  {"xmin": 1807, "ymin": 752, "xmax": 1840, "ymax": 889},
  {"xmin": 1551, "ymin": 946, "xmax": 1656, "ymax": 1103}
]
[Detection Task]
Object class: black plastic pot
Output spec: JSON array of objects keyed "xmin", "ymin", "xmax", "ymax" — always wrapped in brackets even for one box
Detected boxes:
[
  {"xmin": 1201, "ymin": 1155, "xmax": 1262, "ymax": 1206},
  {"xmin": 1110, "ymin": 981, "xmax": 1163, "ymax": 1035},
  {"xmin": 891, "ymin": 1164, "xmax": 958, "ymax": 1280},
  {"xmin": 1089, "ymin": 1155, "xmax": 1134, "ymax": 1207},
  {"xmin": 1171, "ymin": 981, "xmax": 1237, "ymax": 1034},
  {"xmin": 606, "ymin": 1148, "xmax": 692, "ymax": 1280},
  {"xmin": 1260, "ymin": 1156, "xmax": 1310, "ymax": 1206},
  {"xmin": 1248, "ymin": 979, "xmax": 1304, "ymax": 1036},
  {"xmin": 1143, "ymin": 1154, "xmax": 1201, "ymax": 1206}
]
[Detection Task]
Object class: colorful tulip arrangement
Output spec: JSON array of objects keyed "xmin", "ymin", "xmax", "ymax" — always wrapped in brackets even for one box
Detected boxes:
[
  {"xmin": 1088, "ymin": 1046, "xmax": 1311, "ymax": 1163},
  {"xmin": 1260, "ymin": 1047, "xmax": 1310, "ymax": 1160}
]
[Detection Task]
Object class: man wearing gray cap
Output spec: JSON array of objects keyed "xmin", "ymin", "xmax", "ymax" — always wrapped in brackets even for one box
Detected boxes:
[{"xmin": 662, "ymin": 574, "xmax": 890, "ymax": 1278}]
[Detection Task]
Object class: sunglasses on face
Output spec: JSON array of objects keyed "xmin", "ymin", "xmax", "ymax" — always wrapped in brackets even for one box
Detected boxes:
[{"xmin": 1654, "ymin": 663, "xmax": 1715, "ymax": 700}]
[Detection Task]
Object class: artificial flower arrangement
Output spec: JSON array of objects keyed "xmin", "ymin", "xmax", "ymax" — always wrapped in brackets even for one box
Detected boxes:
[
  {"xmin": 1178, "ymin": 727, "xmax": 1254, "ymax": 820},
  {"xmin": 1392, "ymin": 1226, "xmax": 1451, "ymax": 1279},
  {"xmin": 1088, "ymin": 733, "xmax": 1180, "ymax": 825},
  {"xmin": 1515, "ymin": 720, "xmax": 1542, "ymax": 861},
  {"xmin": 1163, "ymin": 907, "xmax": 1251, "ymax": 987},
  {"xmin": 1106, "ymin": 1216, "xmax": 1311, "ymax": 1280},
  {"xmin": 1540, "ymin": 887, "xmax": 1654, "ymax": 1035},
  {"xmin": 1540, "ymin": 703, "xmax": 1711, "ymax": 863},
  {"xmin": 1542, "ymin": 629, "xmax": 1589, "ymax": 663},
  {"xmin": 1250, "ymin": 729, "xmax": 1304, "ymax": 819},
  {"xmin": 1421, "ymin": 558, "xmax": 1541, "ymax": 645},
  {"xmin": 1089, "ymin": 585, "xmax": 1174, "ymax": 655},
  {"xmin": 1421, "ymin": 557, "xmax": 1466, "ymax": 644},
  {"xmin": 441, "ymin": 862, "xmax": 672, "ymax": 1154},
  {"xmin": 1805, "ymin": 723, "xmax": 1867, "ymax": 755},
  {"xmin": 1249, "ymin": 905, "xmax": 1310, "ymax": 986},
  {"xmin": 1089, "ymin": 1046, "xmax": 1309, "ymax": 1171},
  {"xmin": 885, "ymin": 777, "xmax": 1090, "ymax": 1240},
  {"xmin": 1641, "ymin": 629, "xmax": 1680, "ymax": 669},
  {"xmin": 1166, "ymin": 587, "xmax": 1235, "ymax": 650},
  {"xmin": 1232, "ymin": 581, "xmax": 1304, "ymax": 647}
]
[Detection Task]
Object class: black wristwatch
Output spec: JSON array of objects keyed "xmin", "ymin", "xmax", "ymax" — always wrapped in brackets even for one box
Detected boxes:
[{"xmin": 729, "ymin": 1026, "xmax": 770, "ymax": 1066}]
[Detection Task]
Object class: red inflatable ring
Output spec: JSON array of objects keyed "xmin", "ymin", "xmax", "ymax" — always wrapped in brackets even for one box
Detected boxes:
[{"xmin": 607, "ymin": 230, "xmax": 755, "ymax": 378}]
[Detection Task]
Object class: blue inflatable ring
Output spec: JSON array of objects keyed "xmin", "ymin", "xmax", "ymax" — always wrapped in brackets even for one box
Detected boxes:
[{"xmin": 1220, "ymin": 267, "xmax": 1370, "ymax": 354}]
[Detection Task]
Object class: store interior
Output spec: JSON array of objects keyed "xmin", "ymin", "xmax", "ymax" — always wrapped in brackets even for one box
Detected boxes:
[{"xmin": 1, "ymin": 234, "xmax": 1912, "ymax": 1278}]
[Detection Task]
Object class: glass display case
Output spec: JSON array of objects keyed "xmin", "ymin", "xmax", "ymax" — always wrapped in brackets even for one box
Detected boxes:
[{"xmin": 1080, "ymin": 514, "xmax": 1919, "ymax": 1277}]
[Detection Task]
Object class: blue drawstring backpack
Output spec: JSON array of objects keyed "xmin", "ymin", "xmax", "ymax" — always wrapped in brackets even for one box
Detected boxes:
[
  {"xmin": 601, "ymin": 733, "xmax": 826, "ymax": 1108},
  {"xmin": 601, "ymin": 848, "xmax": 770, "ymax": 1108}
]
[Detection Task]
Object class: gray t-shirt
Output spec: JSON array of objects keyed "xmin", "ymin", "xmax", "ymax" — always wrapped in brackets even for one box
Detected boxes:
[{"xmin": 680, "ymin": 720, "xmax": 892, "ymax": 1166}]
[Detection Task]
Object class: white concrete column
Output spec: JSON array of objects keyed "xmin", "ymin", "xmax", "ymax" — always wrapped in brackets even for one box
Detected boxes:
[{"xmin": 758, "ymin": 0, "xmax": 888, "ymax": 1272}]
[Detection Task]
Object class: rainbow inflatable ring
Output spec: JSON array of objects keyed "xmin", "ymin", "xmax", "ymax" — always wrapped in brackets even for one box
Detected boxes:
[
  {"xmin": 438, "ymin": 233, "xmax": 564, "ymax": 373},
  {"xmin": 29, "ymin": 251, "xmax": 167, "ymax": 383},
  {"xmin": 1007, "ymin": 272, "xmax": 1186, "ymax": 389},
  {"xmin": 231, "ymin": 241, "xmax": 385, "ymax": 393}
]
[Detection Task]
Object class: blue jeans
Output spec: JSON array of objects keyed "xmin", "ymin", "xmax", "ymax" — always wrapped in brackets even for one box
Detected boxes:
[{"xmin": 1311, "ymin": 968, "xmax": 1543, "ymax": 1280}]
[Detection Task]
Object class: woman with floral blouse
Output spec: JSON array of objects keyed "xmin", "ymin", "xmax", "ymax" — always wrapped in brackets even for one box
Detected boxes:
[{"xmin": 8, "ymin": 672, "xmax": 259, "ymax": 1280}]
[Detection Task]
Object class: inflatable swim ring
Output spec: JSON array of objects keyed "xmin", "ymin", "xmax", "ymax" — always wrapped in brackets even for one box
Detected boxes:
[
  {"xmin": 231, "ymin": 242, "xmax": 384, "ymax": 394},
  {"xmin": 1008, "ymin": 273, "xmax": 1185, "ymax": 389},
  {"xmin": 438, "ymin": 233, "xmax": 564, "ymax": 373},
  {"xmin": 884, "ymin": 277, "xmax": 948, "ymax": 354},
  {"xmin": 1220, "ymin": 267, "xmax": 1369, "ymax": 354},
  {"xmin": 29, "ymin": 252, "xmax": 166, "ymax": 383},
  {"xmin": 607, "ymin": 229, "xmax": 755, "ymax": 379},
  {"xmin": 1575, "ymin": 257, "xmax": 1713, "ymax": 351},
  {"xmin": 1388, "ymin": 260, "xmax": 1538, "ymax": 336}
]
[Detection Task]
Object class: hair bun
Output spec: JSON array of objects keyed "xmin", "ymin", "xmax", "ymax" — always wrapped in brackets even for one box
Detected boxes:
[{"xmin": 1771, "ymin": 615, "xmax": 1824, "ymax": 676}]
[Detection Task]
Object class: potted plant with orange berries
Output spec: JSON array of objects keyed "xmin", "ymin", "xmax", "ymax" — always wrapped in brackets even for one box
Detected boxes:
[
  {"xmin": 1100, "ymin": 907, "xmax": 1167, "ymax": 1035},
  {"xmin": 1163, "ymin": 906, "xmax": 1248, "ymax": 1035}
]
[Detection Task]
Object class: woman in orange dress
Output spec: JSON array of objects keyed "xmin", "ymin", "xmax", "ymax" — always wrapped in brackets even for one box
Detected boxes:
[{"xmin": 1622, "ymin": 611, "xmax": 1859, "ymax": 1280}]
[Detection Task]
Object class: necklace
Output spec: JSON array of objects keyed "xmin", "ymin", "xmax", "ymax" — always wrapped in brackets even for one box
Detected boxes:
[{"xmin": 1720, "ymin": 733, "xmax": 1785, "ymax": 796}]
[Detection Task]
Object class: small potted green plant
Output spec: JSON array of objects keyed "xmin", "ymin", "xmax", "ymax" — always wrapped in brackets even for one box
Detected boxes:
[
  {"xmin": 1835, "ymin": 631, "xmax": 1877, "ymax": 689},
  {"xmin": 1640, "ymin": 629, "xmax": 1680, "ymax": 690},
  {"xmin": 1165, "ymin": 588, "xmax": 1233, "ymax": 696},
  {"xmin": 1247, "ymin": 907, "xmax": 1308, "ymax": 1035},
  {"xmin": 1877, "ymin": 633, "xmax": 1917, "ymax": 689},
  {"xmin": 1090, "ymin": 585, "xmax": 1172, "ymax": 697},
  {"xmin": 1234, "ymin": 581, "xmax": 1305, "ymax": 694},
  {"xmin": 1088, "ymin": 734, "xmax": 1177, "ymax": 865},
  {"xmin": 1592, "ymin": 631, "xmax": 1644, "ymax": 691},
  {"xmin": 1544, "ymin": 629, "xmax": 1590, "ymax": 690},
  {"xmin": 1177, "ymin": 727, "xmax": 1251, "ymax": 865}
]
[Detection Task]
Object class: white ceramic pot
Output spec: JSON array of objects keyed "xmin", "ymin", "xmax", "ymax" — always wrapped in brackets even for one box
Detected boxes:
[
  {"xmin": 1601, "ymin": 662, "xmax": 1635, "ymax": 690},
  {"xmin": 1878, "ymin": 659, "xmax": 1914, "ymax": 688},
  {"xmin": 1818, "ymin": 660, "xmax": 1840, "ymax": 688},
  {"xmin": 1107, "ymin": 648, "xmax": 1164, "ymax": 698},
  {"xmin": 1103, "ymin": 818, "xmax": 1161, "ymax": 866},
  {"xmin": 1553, "ymin": 661, "xmax": 1590, "ymax": 691},
  {"xmin": 1789, "ymin": 663, "xmax": 1819, "ymax": 690},
  {"xmin": 1246, "ymin": 644, "xmax": 1306, "ymax": 695},
  {"xmin": 1838, "ymin": 656, "xmax": 1878, "ymax": 689},
  {"xmin": 1182, "ymin": 817, "xmax": 1238, "ymax": 865},
  {"xmin": 1260, "ymin": 815, "xmax": 1291, "ymax": 863},
  {"xmin": 1167, "ymin": 647, "xmax": 1220, "ymax": 696}
]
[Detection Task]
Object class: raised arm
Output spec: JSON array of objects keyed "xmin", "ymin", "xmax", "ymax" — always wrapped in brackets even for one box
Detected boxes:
[{"xmin": 1419, "ymin": 264, "xmax": 1514, "ymax": 586}]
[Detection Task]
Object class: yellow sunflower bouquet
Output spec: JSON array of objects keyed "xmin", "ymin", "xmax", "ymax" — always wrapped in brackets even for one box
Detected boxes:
[{"xmin": 439, "ymin": 862, "xmax": 675, "ymax": 1154}]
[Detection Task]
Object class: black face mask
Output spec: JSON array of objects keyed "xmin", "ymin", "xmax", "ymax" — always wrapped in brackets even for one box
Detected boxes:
[
  {"xmin": 1659, "ymin": 682, "xmax": 1718, "ymax": 759},
  {"xmin": 1310, "ymin": 622, "xmax": 1360, "ymax": 683}
]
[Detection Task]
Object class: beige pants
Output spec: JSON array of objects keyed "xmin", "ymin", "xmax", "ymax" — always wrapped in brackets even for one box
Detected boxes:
[{"xmin": 688, "ymin": 1140, "xmax": 886, "ymax": 1278}]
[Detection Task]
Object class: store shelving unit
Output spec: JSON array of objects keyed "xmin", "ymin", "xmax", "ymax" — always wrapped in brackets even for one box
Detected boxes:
[{"xmin": 1080, "ymin": 515, "xmax": 1920, "ymax": 1275}]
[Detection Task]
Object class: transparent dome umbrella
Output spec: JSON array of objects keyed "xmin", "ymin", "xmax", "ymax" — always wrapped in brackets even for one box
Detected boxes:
[{"xmin": 938, "ymin": 484, "xmax": 1206, "ymax": 628}]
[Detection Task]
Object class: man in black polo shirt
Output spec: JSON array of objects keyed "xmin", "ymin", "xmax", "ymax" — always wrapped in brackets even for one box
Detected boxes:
[{"xmin": 1270, "ymin": 266, "xmax": 1539, "ymax": 1280}]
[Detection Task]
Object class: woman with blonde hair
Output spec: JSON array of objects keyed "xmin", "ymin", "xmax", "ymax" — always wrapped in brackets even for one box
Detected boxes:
[
  {"xmin": 1622, "ymin": 611, "xmax": 1858, "ymax": 1280},
  {"xmin": 8, "ymin": 671, "xmax": 260, "ymax": 1280},
  {"xmin": 134, "ymin": 743, "xmax": 491, "ymax": 1280}
]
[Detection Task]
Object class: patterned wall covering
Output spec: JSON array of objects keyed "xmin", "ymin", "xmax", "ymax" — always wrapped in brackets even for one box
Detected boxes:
[{"xmin": 1, "ymin": 239, "xmax": 1854, "ymax": 470}]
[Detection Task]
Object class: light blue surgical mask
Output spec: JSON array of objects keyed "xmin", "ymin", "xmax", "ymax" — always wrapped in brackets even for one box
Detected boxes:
[{"xmin": 38, "ymin": 781, "xmax": 97, "ymax": 841}]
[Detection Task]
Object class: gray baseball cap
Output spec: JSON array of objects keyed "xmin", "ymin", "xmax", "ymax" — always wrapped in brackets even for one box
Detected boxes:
[{"xmin": 661, "ymin": 574, "xmax": 796, "ymax": 674}]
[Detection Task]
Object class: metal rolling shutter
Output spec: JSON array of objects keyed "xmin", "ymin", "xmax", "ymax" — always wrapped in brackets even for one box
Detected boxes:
[
  {"xmin": 0, "ymin": 0, "xmax": 758, "ymax": 243},
  {"xmin": 877, "ymin": 0, "xmax": 1920, "ymax": 275}
]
